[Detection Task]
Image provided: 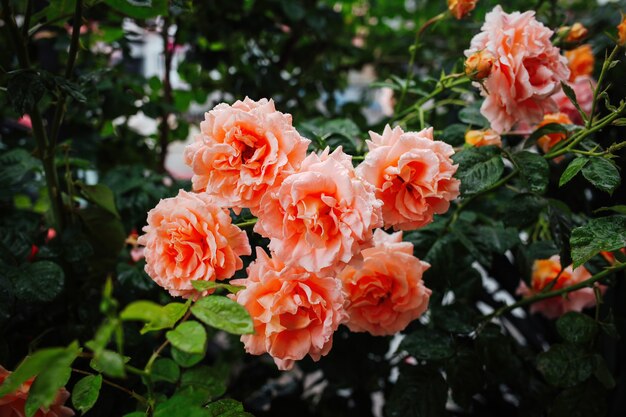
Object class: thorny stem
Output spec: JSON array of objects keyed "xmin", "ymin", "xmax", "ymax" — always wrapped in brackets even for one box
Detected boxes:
[
  {"xmin": 49, "ymin": 0, "xmax": 83, "ymax": 150},
  {"xmin": 71, "ymin": 368, "xmax": 148, "ymax": 404},
  {"xmin": 396, "ymin": 12, "xmax": 447, "ymax": 112},
  {"xmin": 587, "ymin": 44, "xmax": 621, "ymax": 130},
  {"xmin": 484, "ymin": 263, "xmax": 626, "ymax": 321}
]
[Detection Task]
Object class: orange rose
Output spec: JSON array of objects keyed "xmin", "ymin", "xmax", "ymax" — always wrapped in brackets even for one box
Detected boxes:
[
  {"xmin": 232, "ymin": 248, "xmax": 346, "ymax": 370},
  {"xmin": 565, "ymin": 44, "xmax": 594, "ymax": 81},
  {"xmin": 138, "ymin": 190, "xmax": 251, "ymax": 298},
  {"xmin": 356, "ymin": 125, "xmax": 460, "ymax": 231},
  {"xmin": 465, "ymin": 129, "xmax": 501, "ymax": 147},
  {"xmin": 464, "ymin": 50, "xmax": 495, "ymax": 81},
  {"xmin": 0, "ymin": 366, "xmax": 74, "ymax": 417},
  {"xmin": 184, "ymin": 97, "xmax": 310, "ymax": 214},
  {"xmin": 254, "ymin": 147, "xmax": 383, "ymax": 273},
  {"xmin": 448, "ymin": 0, "xmax": 477, "ymax": 20},
  {"xmin": 338, "ymin": 229, "xmax": 431, "ymax": 336},
  {"xmin": 536, "ymin": 113, "xmax": 573, "ymax": 153},
  {"xmin": 516, "ymin": 255, "xmax": 605, "ymax": 319},
  {"xmin": 601, "ymin": 248, "xmax": 626, "ymax": 264},
  {"xmin": 618, "ymin": 14, "xmax": 626, "ymax": 46}
]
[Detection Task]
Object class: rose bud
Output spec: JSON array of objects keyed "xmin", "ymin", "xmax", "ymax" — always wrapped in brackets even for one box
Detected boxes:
[
  {"xmin": 465, "ymin": 129, "xmax": 501, "ymax": 147},
  {"xmin": 448, "ymin": 0, "xmax": 477, "ymax": 20},
  {"xmin": 618, "ymin": 14, "xmax": 626, "ymax": 46},
  {"xmin": 464, "ymin": 50, "xmax": 495, "ymax": 81}
]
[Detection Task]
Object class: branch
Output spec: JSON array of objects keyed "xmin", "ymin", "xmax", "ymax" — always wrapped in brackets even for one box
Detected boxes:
[
  {"xmin": 71, "ymin": 368, "xmax": 148, "ymax": 404},
  {"xmin": 485, "ymin": 262, "xmax": 626, "ymax": 321}
]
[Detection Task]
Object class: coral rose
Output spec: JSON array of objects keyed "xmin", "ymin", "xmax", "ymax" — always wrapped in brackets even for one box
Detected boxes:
[
  {"xmin": 0, "ymin": 366, "xmax": 74, "ymax": 417},
  {"xmin": 356, "ymin": 125, "xmax": 460, "ymax": 231},
  {"xmin": 465, "ymin": 129, "xmax": 502, "ymax": 147},
  {"xmin": 138, "ymin": 190, "xmax": 251, "ymax": 298},
  {"xmin": 536, "ymin": 112, "xmax": 573, "ymax": 153},
  {"xmin": 338, "ymin": 229, "xmax": 431, "ymax": 336},
  {"xmin": 516, "ymin": 255, "xmax": 605, "ymax": 319},
  {"xmin": 552, "ymin": 75, "xmax": 595, "ymax": 125},
  {"xmin": 465, "ymin": 6, "xmax": 570, "ymax": 133},
  {"xmin": 232, "ymin": 248, "xmax": 346, "ymax": 370},
  {"xmin": 565, "ymin": 44, "xmax": 594, "ymax": 81},
  {"xmin": 254, "ymin": 147, "xmax": 383, "ymax": 273},
  {"xmin": 618, "ymin": 15, "xmax": 626, "ymax": 46},
  {"xmin": 183, "ymin": 97, "xmax": 310, "ymax": 214},
  {"xmin": 448, "ymin": 0, "xmax": 477, "ymax": 20}
]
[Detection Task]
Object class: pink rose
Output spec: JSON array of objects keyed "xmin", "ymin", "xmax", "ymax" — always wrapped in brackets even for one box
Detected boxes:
[
  {"xmin": 465, "ymin": 6, "xmax": 570, "ymax": 133},
  {"xmin": 138, "ymin": 190, "xmax": 251, "ymax": 298},
  {"xmin": 254, "ymin": 147, "xmax": 383, "ymax": 273},
  {"xmin": 516, "ymin": 255, "xmax": 605, "ymax": 319},
  {"xmin": 552, "ymin": 75, "xmax": 595, "ymax": 125},
  {"xmin": 356, "ymin": 125, "xmax": 460, "ymax": 231},
  {"xmin": 183, "ymin": 97, "xmax": 310, "ymax": 214},
  {"xmin": 0, "ymin": 366, "xmax": 74, "ymax": 417},
  {"xmin": 232, "ymin": 248, "xmax": 346, "ymax": 370},
  {"xmin": 338, "ymin": 229, "xmax": 431, "ymax": 336}
]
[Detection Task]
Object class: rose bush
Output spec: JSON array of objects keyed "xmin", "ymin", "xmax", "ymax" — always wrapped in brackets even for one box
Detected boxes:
[{"xmin": 1, "ymin": 1, "xmax": 626, "ymax": 417}]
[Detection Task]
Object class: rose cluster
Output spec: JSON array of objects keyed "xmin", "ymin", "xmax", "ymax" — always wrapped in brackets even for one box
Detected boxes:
[{"xmin": 139, "ymin": 97, "xmax": 460, "ymax": 370}]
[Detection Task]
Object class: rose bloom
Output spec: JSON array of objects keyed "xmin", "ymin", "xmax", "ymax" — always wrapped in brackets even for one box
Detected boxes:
[
  {"xmin": 254, "ymin": 147, "xmax": 383, "ymax": 273},
  {"xmin": 465, "ymin": 6, "xmax": 570, "ymax": 133},
  {"xmin": 465, "ymin": 129, "xmax": 502, "ymax": 147},
  {"xmin": 448, "ymin": 0, "xmax": 477, "ymax": 20},
  {"xmin": 356, "ymin": 125, "xmax": 460, "ymax": 231},
  {"xmin": 618, "ymin": 15, "xmax": 626, "ymax": 46},
  {"xmin": 0, "ymin": 366, "xmax": 74, "ymax": 417},
  {"xmin": 601, "ymin": 248, "xmax": 626, "ymax": 265},
  {"xmin": 516, "ymin": 255, "xmax": 605, "ymax": 319},
  {"xmin": 232, "ymin": 248, "xmax": 346, "ymax": 371},
  {"xmin": 552, "ymin": 75, "xmax": 595, "ymax": 125},
  {"xmin": 464, "ymin": 50, "xmax": 495, "ymax": 81},
  {"xmin": 338, "ymin": 229, "xmax": 431, "ymax": 336},
  {"xmin": 184, "ymin": 97, "xmax": 310, "ymax": 214},
  {"xmin": 565, "ymin": 44, "xmax": 594, "ymax": 81},
  {"xmin": 536, "ymin": 112, "xmax": 573, "ymax": 153},
  {"xmin": 138, "ymin": 190, "xmax": 251, "ymax": 298}
]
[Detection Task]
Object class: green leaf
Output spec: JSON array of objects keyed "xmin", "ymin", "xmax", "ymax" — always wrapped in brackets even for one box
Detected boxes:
[
  {"xmin": 512, "ymin": 151, "xmax": 549, "ymax": 194},
  {"xmin": 152, "ymin": 358, "xmax": 180, "ymax": 383},
  {"xmin": 581, "ymin": 157, "xmax": 621, "ymax": 194},
  {"xmin": 441, "ymin": 124, "xmax": 467, "ymax": 147},
  {"xmin": 191, "ymin": 281, "xmax": 244, "ymax": 294},
  {"xmin": 458, "ymin": 103, "xmax": 488, "ymax": 127},
  {"xmin": 537, "ymin": 343, "xmax": 594, "ymax": 388},
  {"xmin": 570, "ymin": 216, "xmax": 626, "ymax": 267},
  {"xmin": 6, "ymin": 70, "xmax": 47, "ymax": 115},
  {"xmin": 385, "ymin": 366, "xmax": 447, "ymax": 417},
  {"xmin": 25, "ymin": 364, "xmax": 72, "ymax": 417},
  {"xmin": 452, "ymin": 146, "xmax": 504, "ymax": 195},
  {"xmin": 72, "ymin": 374, "xmax": 102, "ymax": 414},
  {"xmin": 560, "ymin": 81, "xmax": 588, "ymax": 124},
  {"xmin": 153, "ymin": 394, "xmax": 211, "ymax": 417},
  {"xmin": 191, "ymin": 296, "xmax": 253, "ymax": 335},
  {"xmin": 431, "ymin": 304, "xmax": 477, "ymax": 334},
  {"xmin": 104, "ymin": 0, "xmax": 168, "ymax": 18},
  {"xmin": 559, "ymin": 157, "xmax": 588, "ymax": 187},
  {"xmin": 206, "ymin": 399, "xmax": 251, "ymax": 417},
  {"xmin": 504, "ymin": 193, "xmax": 547, "ymax": 228},
  {"xmin": 595, "ymin": 205, "xmax": 626, "ymax": 215},
  {"xmin": 90, "ymin": 350, "xmax": 126, "ymax": 378},
  {"xmin": 179, "ymin": 365, "xmax": 227, "ymax": 402},
  {"xmin": 0, "ymin": 342, "xmax": 80, "ymax": 399},
  {"xmin": 9, "ymin": 261, "xmax": 64, "ymax": 303},
  {"xmin": 166, "ymin": 321, "xmax": 207, "ymax": 354},
  {"xmin": 120, "ymin": 301, "xmax": 188, "ymax": 334},
  {"xmin": 525, "ymin": 123, "xmax": 575, "ymax": 148},
  {"xmin": 399, "ymin": 327, "xmax": 455, "ymax": 361},
  {"xmin": 548, "ymin": 201, "xmax": 574, "ymax": 267},
  {"xmin": 0, "ymin": 149, "xmax": 41, "ymax": 188},
  {"xmin": 445, "ymin": 349, "xmax": 485, "ymax": 410},
  {"xmin": 76, "ymin": 182, "xmax": 120, "ymax": 218},
  {"xmin": 549, "ymin": 379, "xmax": 607, "ymax": 417},
  {"xmin": 592, "ymin": 354, "xmax": 615, "ymax": 389},
  {"xmin": 170, "ymin": 347, "xmax": 204, "ymax": 368},
  {"xmin": 556, "ymin": 312, "xmax": 598, "ymax": 345}
]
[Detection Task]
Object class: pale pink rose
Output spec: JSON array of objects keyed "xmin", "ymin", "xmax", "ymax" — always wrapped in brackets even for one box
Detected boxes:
[
  {"xmin": 232, "ymin": 248, "xmax": 347, "ymax": 370},
  {"xmin": 552, "ymin": 75, "xmax": 596, "ymax": 125},
  {"xmin": 184, "ymin": 97, "xmax": 310, "ymax": 214},
  {"xmin": 254, "ymin": 147, "xmax": 383, "ymax": 273},
  {"xmin": 0, "ymin": 366, "xmax": 74, "ymax": 417},
  {"xmin": 516, "ymin": 255, "xmax": 605, "ymax": 319},
  {"xmin": 137, "ymin": 190, "xmax": 251, "ymax": 298},
  {"xmin": 356, "ymin": 125, "xmax": 460, "ymax": 231},
  {"xmin": 465, "ymin": 6, "xmax": 570, "ymax": 133},
  {"xmin": 338, "ymin": 229, "xmax": 431, "ymax": 336}
]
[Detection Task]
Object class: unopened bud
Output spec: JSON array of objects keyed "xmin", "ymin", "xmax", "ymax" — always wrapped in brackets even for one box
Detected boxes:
[
  {"xmin": 464, "ymin": 50, "xmax": 495, "ymax": 81},
  {"xmin": 564, "ymin": 22, "xmax": 588, "ymax": 43},
  {"xmin": 447, "ymin": 0, "xmax": 478, "ymax": 20},
  {"xmin": 618, "ymin": 15, "xmax": 626, "ymax": 46},
  {"xmin": 465, "ymin": 129, "xmax": 501, "ymax": 147}
]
